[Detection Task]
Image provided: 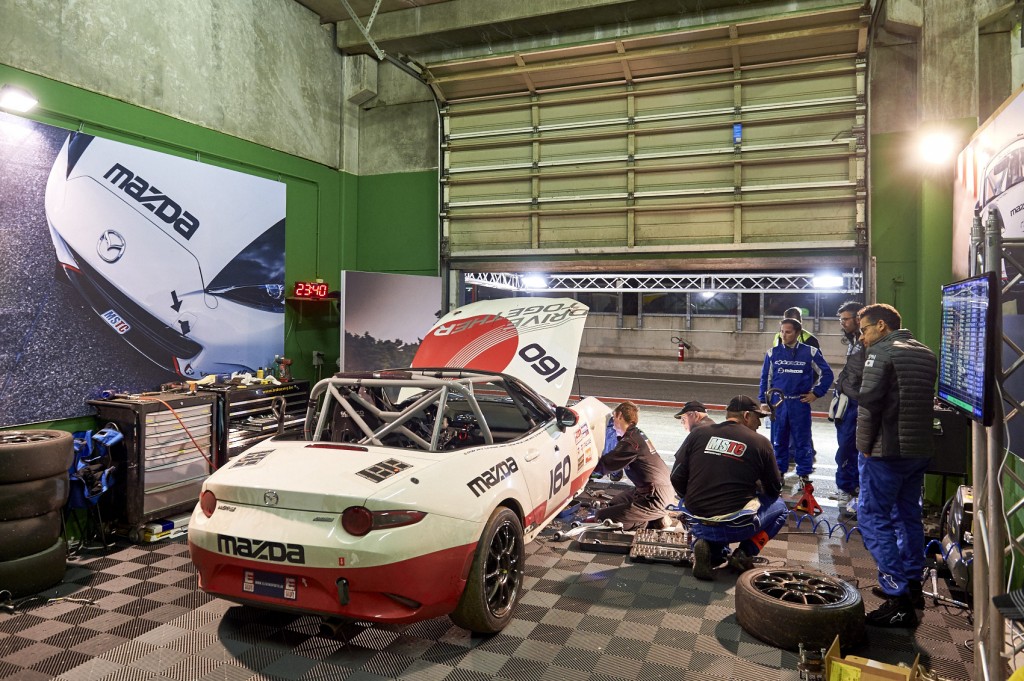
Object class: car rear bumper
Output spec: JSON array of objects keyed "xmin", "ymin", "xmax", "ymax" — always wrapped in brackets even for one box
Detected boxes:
[{"xmin": 188, "ymin": 540, "xmax": 476, "ymax": 623}]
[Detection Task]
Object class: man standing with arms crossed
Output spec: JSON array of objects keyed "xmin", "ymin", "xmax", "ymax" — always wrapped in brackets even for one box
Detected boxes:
[
  {"xmin": 856, "ymin": 303, "xmax": 936, "ymax": 627},
  {"xmin": 832, "ymin": 301, "xmax": 865, "ymax": 514}
]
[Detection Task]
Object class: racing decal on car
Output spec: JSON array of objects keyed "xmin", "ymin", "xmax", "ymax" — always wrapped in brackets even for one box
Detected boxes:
[
  {"xmin": 217, "ymin": 534, "xmax": 305, "ymax": 564},
  {"xmin": 103, "ymin": 163, "xmax": 201, "ymax": 240},
  {"xmin": 467, "ymin": 456, "xmax": 519, "ymax": 497},
  {"xmin": 356, "ymin": 458, "xmax": 412, "ymax": 483},
  {"xmin": 574, "ymin": 422, "xmax": 594, "ymax": 468},
  {"xmin": 231, "ymin": 449, "xmax": 273, "ymax": 468},
  {"xmin": 548, "ymin": 454, "xmax": 571, "ymax": 498}
]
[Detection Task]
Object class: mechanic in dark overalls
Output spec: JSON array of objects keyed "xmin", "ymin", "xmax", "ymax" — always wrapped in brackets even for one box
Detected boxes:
[{"xmin": 589, "ymin": 401, "xmax": 674, "ymax": 530}]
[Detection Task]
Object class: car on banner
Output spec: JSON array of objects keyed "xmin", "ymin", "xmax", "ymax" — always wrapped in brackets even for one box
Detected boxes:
[
  {"xmin": 188, "ymin": 297, "xmax": 609, "ymax": 633},
  {"xmin": 976, "ymin": 134, "xmax": 1024, "ymax": 239},
  {"xmin": 44, "ymin": 132, "xmax": 286, "ymax": 377}
]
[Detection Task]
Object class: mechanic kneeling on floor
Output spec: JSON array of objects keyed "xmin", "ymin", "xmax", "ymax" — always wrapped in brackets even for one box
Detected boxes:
[
  {"xmin": 671, "ymin": 395, "xmax": 789, "ymax": 580},
  {"xmin": 588, "ymin": 401, "xmax": 674, "ymax": 531}
]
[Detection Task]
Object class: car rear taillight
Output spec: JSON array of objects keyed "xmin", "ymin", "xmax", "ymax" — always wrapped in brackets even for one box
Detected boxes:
[
  {"xmin": 200, "ymin": 490, "xmax": 217, "ymax": 518},
  {"xmin": 341, "ymin": 506, "xmax": 427, "ymax": 537}
]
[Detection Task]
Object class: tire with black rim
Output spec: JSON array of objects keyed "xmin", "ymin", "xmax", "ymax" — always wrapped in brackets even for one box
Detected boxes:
[
  {"xmin": 0, "ymin": 474, "xmax": 70, "ymax": 521},
  {"xmin": 0, "ymin": 510, "xmax": 62, "ymax": 561},
  {"xmin": 0, "ymin": 430, "xmax": 74, "ymax": 483},
  {"xmin": 450, "ymin": 506, "xmax": 525, "ymax": 634},
  {"xmin": 735, "ymin": 568, "xmax": 865, "ymax": 650},
  {"xmin": 0, "ymin": 538, "xmax": 67, "ymax": 598}
]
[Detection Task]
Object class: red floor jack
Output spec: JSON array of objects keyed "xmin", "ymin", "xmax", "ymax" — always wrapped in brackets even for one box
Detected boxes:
[{"xmin": 794, "ymin": 479, "xmax": 822, "ymax": 515}]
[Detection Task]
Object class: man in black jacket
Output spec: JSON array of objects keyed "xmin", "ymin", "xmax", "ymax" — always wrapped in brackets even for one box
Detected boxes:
[
  {"xmin": 671, "ymin": 395, "xmax": 788, "ymax": 580},
  {"xmin": 856, "ymin": 303, "xmax": 937, "ymax": 627},
  {"xmin": 832, "ymin": 301, "xmax": 865, "ymax": 514},
  {"xmin": 590, "ymin": 402, "xmax": 674, "ymax": 530}
]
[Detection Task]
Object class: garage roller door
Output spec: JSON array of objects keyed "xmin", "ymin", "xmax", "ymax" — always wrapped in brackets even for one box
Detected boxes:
[{"xmin": 426, "ymin": 3, "xmax": 869, "ymax": 270}]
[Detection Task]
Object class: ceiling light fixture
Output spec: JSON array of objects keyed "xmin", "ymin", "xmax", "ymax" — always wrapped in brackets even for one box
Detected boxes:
[{"xmin": 0, "ymin": 85, "xmax": 38, "ymax": 112}]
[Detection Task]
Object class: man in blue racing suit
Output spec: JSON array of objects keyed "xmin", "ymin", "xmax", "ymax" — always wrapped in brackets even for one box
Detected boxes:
[{"xmin": 759, "ymin": 318, "xmax": 833, "ymax": 483}]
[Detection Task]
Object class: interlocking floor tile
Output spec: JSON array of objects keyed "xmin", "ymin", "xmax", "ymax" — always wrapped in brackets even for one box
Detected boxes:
[{"xmin": 0, "ymin": 518, "xmax": 979, "ymax": 680}]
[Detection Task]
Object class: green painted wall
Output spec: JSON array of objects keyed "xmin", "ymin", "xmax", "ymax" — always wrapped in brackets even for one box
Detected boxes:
[
  {"xmin": 355, "ymin": 171, "xmax": 440, "ymax": 276},
  {"xmin": 870, "ymin": 131, "xmax": 923, "ymax": 334},
  {"xmin": 0, "ymin": 64, "xmax": 352, "ymax": 430}
]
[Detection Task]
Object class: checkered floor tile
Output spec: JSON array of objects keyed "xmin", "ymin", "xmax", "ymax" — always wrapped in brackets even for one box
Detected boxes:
[{"xmin": 0, "ymin": 509, "xmax": 975, "ymax": 680}]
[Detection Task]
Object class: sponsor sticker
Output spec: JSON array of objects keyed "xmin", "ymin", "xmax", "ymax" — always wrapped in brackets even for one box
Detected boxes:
[
  {"xmin": 243, "ymin": 569, "xmax": 297, "ymax": 600},
  {"xmin": 101, "ymin": 309, "xmax": 131, "ymax": 334}
]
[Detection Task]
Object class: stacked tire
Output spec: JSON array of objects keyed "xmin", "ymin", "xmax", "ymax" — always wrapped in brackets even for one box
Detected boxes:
[{"xmin": 0, "ymin": 431, "xmax": 73, "ymax": 598}]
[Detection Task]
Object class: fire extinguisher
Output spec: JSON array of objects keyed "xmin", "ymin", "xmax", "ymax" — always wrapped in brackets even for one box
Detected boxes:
[{"xmin": 671, "ymin": 336, "xmax": 691, "ymax": 362}]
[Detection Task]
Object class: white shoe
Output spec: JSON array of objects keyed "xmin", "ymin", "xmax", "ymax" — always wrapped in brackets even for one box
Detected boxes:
[
  {"xmin": 845, "ymin": 496, "xmax": 858, "ymax": 515},
  {"xmin": 835, "ymin": 491, "xmax": 852, "ymax": 507}
]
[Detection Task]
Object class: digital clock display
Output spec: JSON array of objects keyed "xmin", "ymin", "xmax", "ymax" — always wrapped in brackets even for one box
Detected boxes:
[{"xmin": 293, "ymin": 281, "xmax": 330, "ymax": 299}]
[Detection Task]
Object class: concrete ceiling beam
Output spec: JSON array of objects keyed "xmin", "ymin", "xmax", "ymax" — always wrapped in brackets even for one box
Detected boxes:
[{"xmin": 336, "ymin": 0, "xmax": 640, "ymax": 52}]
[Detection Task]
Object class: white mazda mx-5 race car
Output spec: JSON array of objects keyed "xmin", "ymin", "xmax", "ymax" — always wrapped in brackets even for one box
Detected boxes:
[
  {"xmin": 44, "ymin": 132, "xmax": 286, "ymax": 377},
  {"xmin": 188, "ymin": 298, "xmax": 610, "ymax": 633}
]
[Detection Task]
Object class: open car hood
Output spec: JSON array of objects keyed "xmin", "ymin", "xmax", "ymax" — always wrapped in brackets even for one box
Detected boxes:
[{"xmin": 411, "ymin": 297, "xmax": 588, "ymax": 405}]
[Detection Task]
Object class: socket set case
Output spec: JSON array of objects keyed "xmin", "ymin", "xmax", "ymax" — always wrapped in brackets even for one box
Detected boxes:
[{"xmin": 629, "ymin": 527, "xmax": 693, "ymax": 565}]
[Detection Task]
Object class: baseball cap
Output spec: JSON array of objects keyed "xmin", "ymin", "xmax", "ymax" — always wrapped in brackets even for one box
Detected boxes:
[
  {"xmin": 673, "ymin": 401, "xmax": 707, "ymax": 419},
  {"xmin": 726, "ymin": 395, "xmax": 771, "ymax": 417}
]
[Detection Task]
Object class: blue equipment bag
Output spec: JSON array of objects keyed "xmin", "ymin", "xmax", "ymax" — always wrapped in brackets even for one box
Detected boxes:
[{"xmin": 67, "ymin": 426, "xmax": 118, "ymax": 508}]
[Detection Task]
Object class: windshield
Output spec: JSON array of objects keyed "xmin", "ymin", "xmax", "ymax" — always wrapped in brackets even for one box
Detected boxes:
[{"xmin": 207, "ymin": 218, "xmax": 285, "ymax": 312}]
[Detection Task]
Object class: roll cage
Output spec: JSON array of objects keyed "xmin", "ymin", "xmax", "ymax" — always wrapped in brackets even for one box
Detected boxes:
[{"xmin": 303, "ymin": 369, "xmax": 558, "ymax": 452}]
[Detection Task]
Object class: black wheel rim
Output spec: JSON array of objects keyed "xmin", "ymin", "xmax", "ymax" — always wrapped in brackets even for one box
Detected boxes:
[
  {"xmin": 0, "ymin": 432, "xmax": 60, "ymax": 445},
  {"xmin": 750, "ymin": 570, "xmax": 850, "ymax": 605},
  {"xmin": 483, "ymin": 519, "xmax": 523, "ymax": 618}
]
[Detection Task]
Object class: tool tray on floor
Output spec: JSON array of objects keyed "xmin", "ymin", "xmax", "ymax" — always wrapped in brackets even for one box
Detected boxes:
[
  {"xmin": 574, "ymin": 529, "xmax": 634, "ymax": 554},
  {"xmin": 629, "ymin": 528, "xmax": 693, "ymax": 565}
]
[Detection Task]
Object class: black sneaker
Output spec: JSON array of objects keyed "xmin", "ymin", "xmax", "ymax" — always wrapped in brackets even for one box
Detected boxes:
[
  {"xmin": 609, "ymin": 470, "xmax": 624, "ymax": 482},
  {"xmin": 865, "ymin": 595, "xmax": 918, "ymax": 627},
  {"xmin": 692, "ymin": 539, "xmax": 714, "ymax": 581},
  {"xmin": 727, "ymin": 547, "xmax": 754, "ymax": 573},
  {"xmin": 871, "ymin": 580, "xmax": 925, "ymax": 609}
]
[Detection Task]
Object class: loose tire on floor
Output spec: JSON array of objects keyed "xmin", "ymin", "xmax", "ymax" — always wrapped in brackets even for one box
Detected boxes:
[
  {"xmin": 735, "ymin": 568, "xmax": 865, "ymax": 651},
  {"xmin": 0, "ymin": 538, "xmax": 67, "ymax": 598},
  {"xmin": 0, "ymin": 510, "xmax": 62, "ymax": 561},
  {"xmin": 450, "ymin": 506, "xmax": 525, "ymax": 635},
  {"xmin": 0, "ymin": 430, "xmax": 74, "ymax": 483},
  {"xmin": 0, "ymin": 474, "xmax": 70, "ymax": 521}
]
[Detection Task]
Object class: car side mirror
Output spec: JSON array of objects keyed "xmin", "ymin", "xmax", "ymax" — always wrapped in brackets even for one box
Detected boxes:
[{"xmin": 555, "ymin": 406, "xmax": 577, "ymax": 431}]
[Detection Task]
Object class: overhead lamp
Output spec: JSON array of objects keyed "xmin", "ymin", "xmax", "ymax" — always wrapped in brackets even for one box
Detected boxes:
[
  {"xmin": 812, "ymin": 274, "xmax": 844, "ymax": 289},
  {"xmin": 521, "ymin": 274, "xmax": 548, "ymax": 290},
  {"xmin": 700, "ymin": 291, "xmax": 716, "ymax": 299},
  {"xmin": 918, "ymin": 130, "xmax": 957, "ymax": 166},
  {"xmin": 0, "ymin": 85, "xmax": 38, "ymax": 112}
]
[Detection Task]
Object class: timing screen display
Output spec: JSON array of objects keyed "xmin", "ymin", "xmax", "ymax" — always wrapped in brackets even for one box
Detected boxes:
[{"xmin": 937, "ymin": 275, "xmax": 992, "ymax": 422}]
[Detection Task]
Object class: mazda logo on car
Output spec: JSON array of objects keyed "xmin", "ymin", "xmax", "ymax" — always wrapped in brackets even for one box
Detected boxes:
[
  {"xmin": 264, "ymin": 491, "xmax": 279, "ymax": 506},
  {"xmin": 97, "ymin": 230, "xmax": 126, "ymax": 263}
]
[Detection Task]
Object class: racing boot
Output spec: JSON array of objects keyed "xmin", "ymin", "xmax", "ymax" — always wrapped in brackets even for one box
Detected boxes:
[
  {"xmin": 871, "ymin": 580, "xmax": 925, "ymax": 609},
  {"xmin": 691, "ymin": 539, "xmax": 714, "ymax": 581},
  {"xmin": 865, "ymin": 595, "xmax": 918, "ymax": 627}
]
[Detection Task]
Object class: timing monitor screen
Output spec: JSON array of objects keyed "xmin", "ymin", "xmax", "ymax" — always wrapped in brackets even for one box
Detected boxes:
[{"xmin": 937, "ymin": 272, "xmax": 996, "ymax": 425}]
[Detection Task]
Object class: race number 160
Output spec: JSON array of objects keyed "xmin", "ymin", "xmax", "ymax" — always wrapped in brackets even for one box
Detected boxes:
[{"xmin": 518, "ymin": 343, "xmax": 567, "ymax": 383}]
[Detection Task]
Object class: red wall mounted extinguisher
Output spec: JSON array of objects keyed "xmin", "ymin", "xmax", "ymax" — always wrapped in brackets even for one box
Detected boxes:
[{"xmin": 671, "ymin": 336, "xmax": 691, "ymax": 362}]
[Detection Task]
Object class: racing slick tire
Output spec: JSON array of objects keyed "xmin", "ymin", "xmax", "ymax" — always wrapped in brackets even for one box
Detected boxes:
[
  {"xmin": 0, "ymin": 474, "xmax": 70, "ymax": 521},
  {"xmin": 735, "ymin": 568, "xmax": 864, "ymax": 651},
  {"xmin": 0, "ymin": 510, "xmax": 62, "ymax": 561},
  {"xmin": 450, "ymin": 506, "xmax": 525, "ymax": 635},
  {"xmin": 0, "ymin": 430, "xmax": 73, "ymax": 483},
  {"xmin": 0, "ymin": 538, "xmax": 67, "ymax": 598}
]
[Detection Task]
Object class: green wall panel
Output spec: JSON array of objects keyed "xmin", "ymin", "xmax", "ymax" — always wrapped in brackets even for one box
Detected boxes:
[
  {"xmin": 356, "ymin": 171, "xmax": 439, "ymax": 275},
  {"xmin": 870, "ymin": 131, "xmax": 923, "ymax": 335}
]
